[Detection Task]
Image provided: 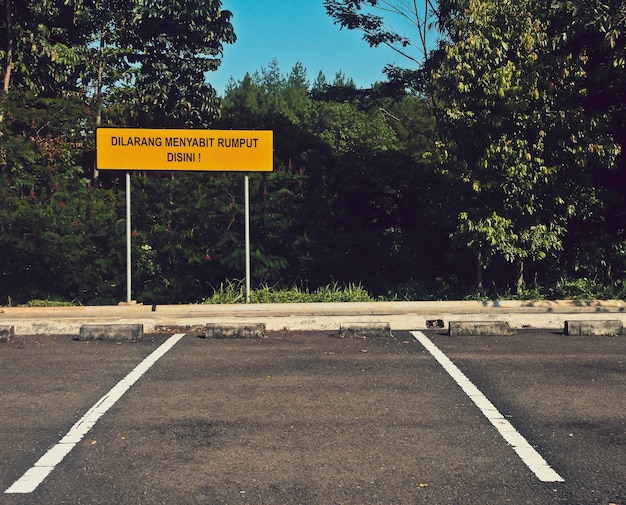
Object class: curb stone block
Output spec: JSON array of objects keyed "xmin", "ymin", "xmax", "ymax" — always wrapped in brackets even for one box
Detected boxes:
[
  {"xmin": 78, "ymin": 324, "xmax": 143, "ymax": 341},
  {"xmin": 205, "ymin": 323, "xmax": 266, "ymax": 339},
  {"xmin": 339, "ymin": 323, "xmax": 392, "ymax": 338},
  {"xmin": 0, "ymin": 326, "xmax": 14, "ymax": 343},
  {"xmin": 564, "ymin": 320, "xmax": 623, "ymax": 336},
  {"xmin": 449, "ymin": 321, "xmax": 511, "ymax": 337},
  {"xmin": 153, "ymin": 324, "xmax": 207, "ymax": 335}
]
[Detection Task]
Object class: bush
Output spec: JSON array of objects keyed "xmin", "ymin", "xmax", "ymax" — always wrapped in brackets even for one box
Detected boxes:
[{"xmin": 550, "ymin": 277, "xmax": 621, "ymax": 300}]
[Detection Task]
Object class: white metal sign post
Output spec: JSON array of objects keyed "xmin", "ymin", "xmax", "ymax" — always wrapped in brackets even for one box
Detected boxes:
[
  {"xmin": 244, "ymin": 175, "xmax": 251, "ymax": 303},
  {"xmin": 126, "ymin": 172, "xmax": 132, "ymax": 303},
  {"xmin": 96, "ymin": 128, "xmax": 273, "ymax": 304}
]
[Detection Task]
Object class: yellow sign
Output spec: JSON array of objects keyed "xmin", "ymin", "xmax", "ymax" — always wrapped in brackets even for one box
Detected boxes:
[{"xmin": 96, "ymin": 128, "xmax": 273, "ymax": 171}]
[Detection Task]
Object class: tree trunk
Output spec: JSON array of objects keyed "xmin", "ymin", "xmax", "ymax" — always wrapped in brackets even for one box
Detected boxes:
[
  {"xmin": 515, "ymin": 258, "xmax": 525, "ymax": 295},
  {"xmin": 0, "ymin": 0, "xmax": 11, "ymax": 169},
  {"xmin": 476, "ymin": 250, "xmax": 485, "ymax": 296},
  {"xmin": 1, "ymin": 0, "xmax": 12, "ymax": 125},
  {"xmin": 2, "ymin": 0, "xmax": 11, "ymax": 95},
  {"xmin": 93, "ymin": 36, "xmax": 104, "ymax": 182}
]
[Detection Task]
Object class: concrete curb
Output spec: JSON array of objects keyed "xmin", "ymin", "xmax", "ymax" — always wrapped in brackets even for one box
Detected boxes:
[
  {"xmin": 1, "ymin": 300, "xmax": 625, "ymax": 335},
  {"xmin": 449, "ymin": 321, "xmax": 511, "ymax": 337},
  {"xmin": 339, "ymin": 323, "xmax": 392, "ymax": 338},
  {"xmin": 204, "ymin": 323, "xmax": 266, "ymax": 339},
  {"xmin": 564, "ymin": 320, "xmax": 623, "ymax": 336},
  {"xmin": 78, "ymin": 324, "xmax": 143, "ymax": 341}
]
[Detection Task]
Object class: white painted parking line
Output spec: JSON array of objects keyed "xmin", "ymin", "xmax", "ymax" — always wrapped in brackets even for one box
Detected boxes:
[
  {"xmin": 5, "ymin": 333, "xmax": 186, "ymax": 494},
  {"xmin": 411, "ymin": 331, "xmax": 564, "ymax": 483}
]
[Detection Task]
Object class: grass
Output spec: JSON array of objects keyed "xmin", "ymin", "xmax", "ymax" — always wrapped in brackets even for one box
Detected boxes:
[
  {"xmin": 18, "ymin": 299, "xmax": 77, "ymax": 307},
  {"xmin": 202, "ymin": 280, "xmax": 374, "ymax": 304}
]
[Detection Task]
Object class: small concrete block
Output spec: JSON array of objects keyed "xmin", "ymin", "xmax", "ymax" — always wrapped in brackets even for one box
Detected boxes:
[
  {"xmin": 564, "ymin": 320, "xmax": 623, "ymax": 336},
  {"xmin": 153, "ymin": 324, "xmax": 206, "ymax": 335},
  {"xmin": 339, "ymin": 323, "xmax": 392, "ymax": 339},
  {"xmin": 0, "ymin": 326, "xmax": 15, "ymax": 342},
  {"xmin": 205, "ymin": 323, "xmax": 266, "ymax": 339},
  {"xmin": 79, "ymin": 324, "xmax": 143, "ymax": 341},
  {"xmin": 449, "ymin": 321, "xmax": 511, "ymax": 337}
]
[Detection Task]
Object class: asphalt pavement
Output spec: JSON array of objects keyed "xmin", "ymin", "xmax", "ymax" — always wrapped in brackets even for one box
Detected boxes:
[{"xmin": 1, "ymin": 328, "xmax": 624, "ymax": 504}]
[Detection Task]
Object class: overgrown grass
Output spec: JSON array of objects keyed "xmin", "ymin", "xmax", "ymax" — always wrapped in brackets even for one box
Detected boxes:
[{"xmin": 202, "ymin": 280, "xmax": 374, "ymax": 304}]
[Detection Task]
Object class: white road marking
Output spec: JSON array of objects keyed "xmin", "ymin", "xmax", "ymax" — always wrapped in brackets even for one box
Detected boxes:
[
  {"xmin": 411, "ymin": 331, "xmax": 565, "ymax": 483},
  {"xmin": 5, "ymin": 333, "xmax": 186, "ymax": 494}
]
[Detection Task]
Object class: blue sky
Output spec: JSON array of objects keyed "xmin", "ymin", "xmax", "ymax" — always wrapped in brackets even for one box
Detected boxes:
[{"xmin": 210, "ymin": 1, "xmax": 406, "ymax": 95}]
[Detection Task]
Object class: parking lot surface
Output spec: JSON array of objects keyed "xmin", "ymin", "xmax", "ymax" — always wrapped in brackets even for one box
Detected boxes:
[{"xmin": 0, "ymin": 329, "xmax": 624, "ymax": 504}]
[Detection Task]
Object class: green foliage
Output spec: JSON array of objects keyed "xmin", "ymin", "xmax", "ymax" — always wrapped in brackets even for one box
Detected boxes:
[
  {"xmin": 1, "ymin": 0, "xmax": 92, "ymax": 95},
  {"xmin": 201, "ymin": 279, "xmax": 246, "ymax": 304},
  {"xmin": 430, "ymin": 0, "xmax": 622, "ymax": 292},
  {"xmin": 551, "ymin": 277, "xmax": 623, "ymax": 300},
  {"xmin": 218, "ymin": 62, "xmax": 445, "ymax": 298},
  {"xmin": 0, "ymin": 91, "xmax": 126, "ymax": 304},
  {"xmin": 122, "ymin": 1, "xmax": 234, "ymax": 126},
  {"xmin": 19, "ymin": 299, "xmax": 77, "ymax": 307},
  {"xmin": 0, "ymin": 0, "xmax": 239, "ymax": 304},
  {"xmin": 1, "ymin": 0, "xmax": 625, "ymax": 304}
]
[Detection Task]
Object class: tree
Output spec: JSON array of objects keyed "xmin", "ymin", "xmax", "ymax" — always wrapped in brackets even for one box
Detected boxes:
[
  {"xmin": 1, "ymin": 0, "xmax": 92, "ymax": 96},
  {"xmin": 0, "ymin": 0, "xmax": 238, "ymax": 304},
  {"xmin": 111, "ymin": 0, "xmax": 235, "ymax": 128},
  {"xmin": 430, "ymin": 0, "xmax": 621, "ymax": 294},
  {"xmin": 0, "ymin": 91, "xmax": 126, "ymax": 303},
  {"xmin": 556, "ymin": 0, "xmax": 626, "ymax": 284}
]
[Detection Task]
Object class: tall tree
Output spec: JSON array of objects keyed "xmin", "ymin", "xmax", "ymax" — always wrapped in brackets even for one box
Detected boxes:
[
  {"xmin": 557, "ymin": 0, "xmax": 626, "ymax": 283},
  {"xmin": 430, "ymin": 0, "xmax": 620, "ymax": 293}
]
